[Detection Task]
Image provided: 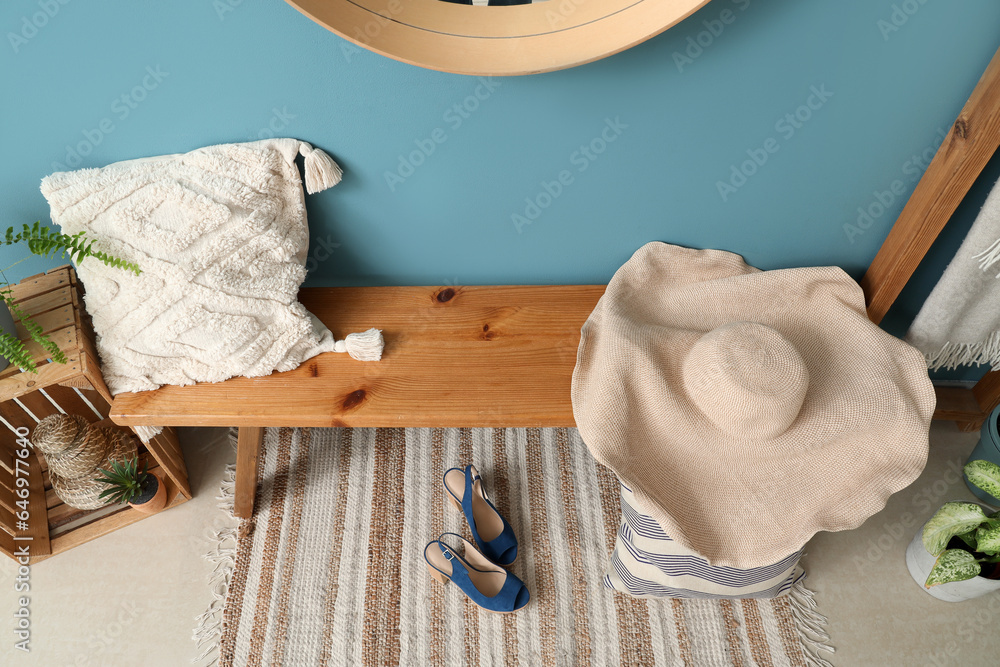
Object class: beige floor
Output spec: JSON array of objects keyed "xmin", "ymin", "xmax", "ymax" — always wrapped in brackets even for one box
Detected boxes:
[{"xmin": 0, "ymin": 423, "xmax": 997, "ymax": 666}]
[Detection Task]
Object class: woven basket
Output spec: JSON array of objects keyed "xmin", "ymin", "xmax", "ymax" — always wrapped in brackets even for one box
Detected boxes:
[
  {"xmin": 101, "ymin": 429, "xmax": 139, "ymax": 468},
  {"xmin": 50, "ymin": 429, "xmax": 139, "ymax": 510},
  {"xmin": 32, "ymin": 414, "xmax": 89, "ymax": 457},
  {"xmin": 50, "ymin": 472, "xmax": 113, "ymax": 511},
  {"xmin": 46, "ymin": 427, "xmax": 112, "ymax": 480}
]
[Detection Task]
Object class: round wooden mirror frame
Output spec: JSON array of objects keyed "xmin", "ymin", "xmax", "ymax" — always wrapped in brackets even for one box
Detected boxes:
[{"xmin": 286, "ymin": 0, "xmax": 712, "ymax": 76}]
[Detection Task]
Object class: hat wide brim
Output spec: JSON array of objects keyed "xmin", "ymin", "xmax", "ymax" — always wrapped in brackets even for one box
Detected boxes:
[{"xmin": 572, "ymin": 243, "xmax": 935, "ymax": 569}]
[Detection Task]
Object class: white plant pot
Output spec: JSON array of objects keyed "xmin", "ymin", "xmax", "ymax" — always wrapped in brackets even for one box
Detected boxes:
[{"xmin": 905, "ymin": 513, "xmax": 1000, "ymax": 602}]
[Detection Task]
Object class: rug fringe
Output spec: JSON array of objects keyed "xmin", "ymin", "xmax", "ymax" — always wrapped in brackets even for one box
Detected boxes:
[
  {"xmin": 191, "ymin": 461, "xmax": 238, "ymax": 666},
  {"xmin": 922, "ymin": 331, "xmax": 1000, "ymax": 371},
  {"xmin": 787, "ymin": 580, "xmax": 835, "ymax": 667}
]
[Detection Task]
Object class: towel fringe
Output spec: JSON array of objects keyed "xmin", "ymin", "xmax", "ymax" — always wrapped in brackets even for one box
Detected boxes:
[
  {"xmin": 973, "ymin": 236, "xmax": 1000, "ymax": 276},
  {"xmin": 907, "ymin": 178, "xmax": 1000, "ymax": 369},
  {"xmin": 923, "ymin": 330, "xmax": 1000, "ymax": 370}
]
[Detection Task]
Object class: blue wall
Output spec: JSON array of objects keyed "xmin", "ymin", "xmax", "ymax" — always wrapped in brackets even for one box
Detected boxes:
[{"xmin": 2, "ymin": 0, "xmax": 999, "ymax": 378}]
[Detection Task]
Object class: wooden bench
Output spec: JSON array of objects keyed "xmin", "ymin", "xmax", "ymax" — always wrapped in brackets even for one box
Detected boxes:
[{"xmin": 111, "ymin": 285, "xmax": 604, "ymax": 518}]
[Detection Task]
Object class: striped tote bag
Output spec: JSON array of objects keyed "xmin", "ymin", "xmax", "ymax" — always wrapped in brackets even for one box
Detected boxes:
[{"xmin": 605, "ymin": 482, "xmax": 805, "ymax": 599}]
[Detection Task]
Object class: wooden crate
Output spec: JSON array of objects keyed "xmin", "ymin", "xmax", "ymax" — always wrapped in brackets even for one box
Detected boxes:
[{"xmin": 0, "ymin": 266, "xmax": 191, "ymax": 563}]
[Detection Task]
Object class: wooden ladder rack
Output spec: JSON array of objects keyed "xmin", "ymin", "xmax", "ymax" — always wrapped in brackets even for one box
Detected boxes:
[{"xmin": 860, "ymin": 44, "xmax": 1000, "ymax": 431}]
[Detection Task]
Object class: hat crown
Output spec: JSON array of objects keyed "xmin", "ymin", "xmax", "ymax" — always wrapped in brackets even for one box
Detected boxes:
[{"xmin": 682, "ymin": 322, "xmax": 809, "ymax": 440}]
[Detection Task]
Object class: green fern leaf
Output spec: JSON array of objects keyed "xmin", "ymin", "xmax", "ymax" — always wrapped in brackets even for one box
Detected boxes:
[
  {"xmin": 0, "ymin": 333, "xmax": 36, "ymax": 372},
  {"xmin": 2, "ymin": 222, "xmax": 141, "ymax": 373},
  {"xmin": 6, "ymin": 299, "xmax": 66, "ymax": 364},
  {"xmin": 2, "ymin": 222, "xmax": 141, "ymax": 275}
]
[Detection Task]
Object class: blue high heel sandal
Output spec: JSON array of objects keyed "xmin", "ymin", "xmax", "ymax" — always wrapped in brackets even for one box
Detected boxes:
[
  {"xmin": 423, "ymin": 533, "xmax": 530, "ymax": 613},
  {"xmin": 443, "ymin": 465, "xmax": 518, "ymax": 566}
]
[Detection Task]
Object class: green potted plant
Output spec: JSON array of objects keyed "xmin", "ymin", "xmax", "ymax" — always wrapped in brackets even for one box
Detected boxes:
[
  {"xmin": 0, "ymin": 222, "xmax": 139, "ymax": 372},
  {"xmin": 96, "ymin": 455, "xmax": 168, "ymax": 515},
  {"xmin": 965, "ymin": 405, "xmax": 1000, "ymax": 505},
  {"xmin": 906, "ymin": 459, "xmax": 1000, "ymax": 601}
]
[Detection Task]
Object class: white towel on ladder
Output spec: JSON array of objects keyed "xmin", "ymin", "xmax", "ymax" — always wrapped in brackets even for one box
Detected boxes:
[{"xmin": 906, "ymin": 177, "xmax": 1000, "ymax": 370}]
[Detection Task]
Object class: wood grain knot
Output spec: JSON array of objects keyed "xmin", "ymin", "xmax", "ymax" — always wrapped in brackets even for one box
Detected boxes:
[
  {"xmin": 436, "ymin": 288, "xmax": 456, "ymax": 303},
  {"xmin": 482, "ymin": 324, "xmax": 489, "ymax": 332},
  {"xmin": 308, "ymin": 363, "xmax": 319, "ymax": 377},
  {"xmin": 954, "ymin": 117, "xmax": 968, "ymax": 139},
  {"xmin": 342, "ymin": 389, "xmax": 367, "ymax": 410}
]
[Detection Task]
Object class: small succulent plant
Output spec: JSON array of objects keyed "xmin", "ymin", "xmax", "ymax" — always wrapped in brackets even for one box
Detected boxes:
[
  {"xmin": 96, "ymin": 456, "xmax": 152, "ymax": 505},
  {"xmin": 921, "ymin": 459, "xmax": 1000, "ymax": 587}
]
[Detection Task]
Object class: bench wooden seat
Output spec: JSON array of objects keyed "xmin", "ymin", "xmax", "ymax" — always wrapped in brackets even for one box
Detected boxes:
[{"xmin": 111, "ymin": 285, "xmax": 605, "ymax": 517}]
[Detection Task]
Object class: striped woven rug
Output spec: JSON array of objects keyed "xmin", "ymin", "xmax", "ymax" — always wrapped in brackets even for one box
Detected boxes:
[{"xmin": 195, "ymin": 428, "xmax": 834, "ymax": 666}]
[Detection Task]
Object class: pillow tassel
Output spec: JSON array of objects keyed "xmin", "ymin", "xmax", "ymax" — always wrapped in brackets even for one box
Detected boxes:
[
  {"xmin": 299, "ymin": 141, "xmax": 343, "ymax": 194},
  {"xmin": 333, "ymin": 328, "xmax": 384, "ymax": 361}
]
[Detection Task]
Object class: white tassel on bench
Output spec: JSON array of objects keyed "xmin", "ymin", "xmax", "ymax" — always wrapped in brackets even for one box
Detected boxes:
[
  {"xmin": 333, "ymin": 328, "xmax": 384, "ymax": 361},
  {"xmin": 299, "ymin": 141, "xmax": 343, "ymax": 194}
]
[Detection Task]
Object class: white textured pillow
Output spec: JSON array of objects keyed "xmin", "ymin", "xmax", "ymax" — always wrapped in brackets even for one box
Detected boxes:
[
  {"xmin": 606, "ymin": 481, "xmax": 805, "ymax": 599},
  {"xmin": 40, "ymin": 138, "xmax": 381, "ymax": 396}
]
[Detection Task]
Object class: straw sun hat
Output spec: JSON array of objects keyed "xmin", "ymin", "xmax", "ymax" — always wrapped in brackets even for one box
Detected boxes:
[{"xmin": 572, "ymin": 242, "xmax": 936, "ymax": 568}]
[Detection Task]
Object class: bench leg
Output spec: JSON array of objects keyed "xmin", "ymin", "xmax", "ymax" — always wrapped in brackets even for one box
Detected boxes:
[{"xmin": 234, "ymin": 427, "xmax": 264, "ymax": 519}]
